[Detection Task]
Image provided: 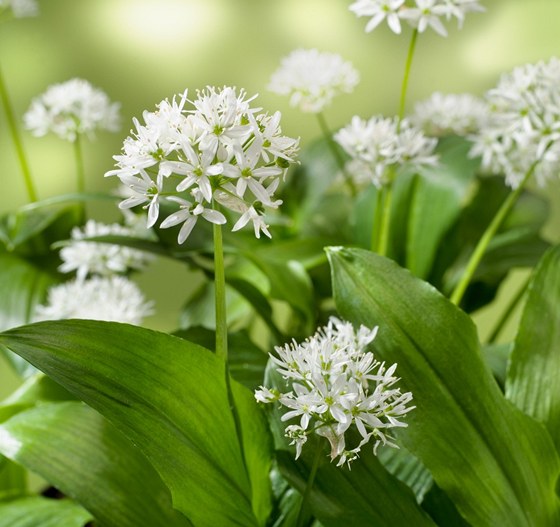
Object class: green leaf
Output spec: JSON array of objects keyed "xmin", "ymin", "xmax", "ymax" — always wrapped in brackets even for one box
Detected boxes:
[
  {"xmin": 0, "ymin": 320, "xmax": 272, "ymax": 527},
  {"xmin": 407, "ymin": 136, "xmax": 478, "ymax": 279},
  {"xmin": 0, "ymin": 401, "xmax": 190, "ymax": 527},
  {"xmin": 0, "ymin": 496, "xmax": 91, "ymax": 527},
  {"xmin": 506, "ymin": 244, "xmax": 560, "ymax": 453},
  {"xmin": 0, "ymin": 253, "xmax": 58, "ymax": 377},
  {"xmin": 327, "ymin": 247, "xmax": 560, "ymax": 526},
  {"xmin": 0, "ymin": 459, "xmax": 26, "ymax": 502}
]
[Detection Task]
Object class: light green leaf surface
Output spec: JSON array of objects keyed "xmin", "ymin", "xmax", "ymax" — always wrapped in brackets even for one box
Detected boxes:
[
  {"xmin": 0, "ymin": 458, "xmax": 26, "ymax": 502},
  {"xmin": 327, "ymin": 247, "xmax": 560, "ymax": 526},
  {"xmin": 0, "ymin": 401, "xmax": 191, "ymax": 527},
  {"xmin": 0, "ymin": 496, "xmax": 91, "ymax": 527},
  {"xmin": 506, "ymin": 245, "xmax": 560, "ymax": 453},
  {"xmin": 0, "ymin": 321, "xmax": 272, "ymax": 527},
  {"xmin": 0, "ymin": 253, "xmax": 57, "ymax": 377}
]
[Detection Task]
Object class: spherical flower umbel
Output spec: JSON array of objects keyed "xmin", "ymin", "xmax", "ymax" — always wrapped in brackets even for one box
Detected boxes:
[
  {"xmin": 334, "ymin": 115, "xmax": 438, "ymax": 187},
  {"xmin": 58, "ymin": 219, "xmax": 154, "ymax": 281},
  {"xmin": 349, "ymin": 0, "xmax": 484, "ymax": 36},
  {"xmin": 0, "ymin": 0, "xmax": 38, "ymax": 18},
  {"xmin": 412, "ymin": 92, "xmax": 488, "ymax": 137},
  {"xmin": 24, "ymin": 78, "xmax": 120, "ymax": 142},
  {"xmin": 106, "ymin": 87, "xmax": 299, "ymax": 243},
  {"xmin": 469, "ymin": 57, "xmax": 560, "ymax": 189},
  {"xmin": 268, "ymin": 49, "xmax": 360, "ymax": 113},
  {"xmin": 35, "ymin": 276, "xmax": 154, "ymax": 326},
  {"xmin": 255, "ymin": 317, "xmax": 414, "ymax": 468}
]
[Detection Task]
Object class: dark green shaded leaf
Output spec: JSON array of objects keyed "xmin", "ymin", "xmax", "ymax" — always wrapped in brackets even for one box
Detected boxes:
[
  {"xmin": 0, "ymin": 320, "xmax": 272, "ymax": 527},
  {"xmin": 328, "ymin": 247, "xmax": 560, "ymax": 526},
  {"xmin": 506, "ymin": 244, "xmax": 560, "ymax": 453},
  {"xmin": 0, "ymin": 459, "xmax": 26, "ymax": 502},
  {"xmin": 0, "ymin": 496, "xmax": 91, "ymax": 527}
]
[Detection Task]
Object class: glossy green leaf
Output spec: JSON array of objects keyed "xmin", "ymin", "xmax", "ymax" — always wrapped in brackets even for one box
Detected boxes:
[
  {"xmin": 407, "ymin": 136, "xmax": 478, "ymax": 279},
  {"xmin": 0, "ymin": 497, "xmax": 91, "ymax": 527},
  {"xmin": 506, "ymin": 245, "xmax": 560, "ymax": 452},
  {"xmin": 328, "ymin": 247, "xmax": 560, "ymax": 526},
  {"xmin": 0, "ymin": 253, "xmax": 58, "ymax": 377},
  {"xmin": 0, "ymin": 401, "xmax": 190, "ymax": 527},
  {"xmin": 0, "ymin": 320, "xmax": 273, "ymax": 527}
]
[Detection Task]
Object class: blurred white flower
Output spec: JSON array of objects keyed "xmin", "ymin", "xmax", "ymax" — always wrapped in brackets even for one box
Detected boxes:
[
  {"xmin": 334, "ymin": 115, "xmax": 438, "ymax": 187},
  {"xmin": 0, "ymin": 0, "xmax": 38, "ymax": 18},
  {"xmin": 35, "ymin": 276, "xmax": 153, "ymax": 326},
  {"xmin": 412, "ymin": 92, "xmax": 488, "ymax": 136},
  {"xmin": 268, "ymin": 49, "xmax": 360, "ymax": 113},
  {"xmin": 255, "ymin": 317, "xmax": 414, "ymax": 467},
  {"xmin": 470, "ymin": 57, "xmax": 560, "ymax": 188},
  {"xmin": 24, "ymin": 78, "xmax": 120, "ymax": 141},
  {"xmin": 106, "ymin": 87, "xmax": 299, "ymax": 243},
  {"xmin": 58, "ymin": 220, "xmax": 154, "ymax": 281},
  {"xmin": 349, "ymin": 0, "xmax": 484, "ymax": 36}
]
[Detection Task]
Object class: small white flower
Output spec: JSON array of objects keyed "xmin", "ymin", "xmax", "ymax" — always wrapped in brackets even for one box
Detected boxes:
[
  {"xmin": 268, "ymin": 49, "xmax": 360, "ymax": 113},
  {"xmin": 58, "ymin": 220, "xmax": 154, "ymax": 281},
  {"xmin": 349, "ymin": 0, "xmax": 405, "ymax": 34},
  {"xmin": 0, "ymin": 0, "xmax": 38, "ymax": 18},
  {"xmin": 35, "ymin": 276, "xmax": 153, "ymax": 326},
  {"xmin": 24, "ymin": 78, "xmax": 120, "ymax": 141},
  {"xmin": 255, "ymin": 317, "xmax": 414, "ymax": 467},
  {"xmin": 412, "ymin": 92, "xmax": 488, "ymax": 136}
]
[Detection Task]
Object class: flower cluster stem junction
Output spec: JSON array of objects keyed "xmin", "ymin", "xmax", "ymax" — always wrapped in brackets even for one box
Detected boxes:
[{"xmin": 0, "ymin": 64, "xmax": 37, "ymax": 202}]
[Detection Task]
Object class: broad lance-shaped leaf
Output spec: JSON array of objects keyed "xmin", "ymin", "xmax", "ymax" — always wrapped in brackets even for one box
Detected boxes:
[
  {"xmin": 0, "ymin": 321, "xmax": 273, "ymax": 527},
  {"xmin": 506, "ymin": 245, "xmax": 560, "ymax": 452},
  {"xmin": 0, "ymin": 402, "xmax": 191, "ymax": 527},
  {"xmin": 0, "ymin": 253, "xmax": 57, "ymax": 377},
  {"xmin": 0, "ymin": 497, "xmax": 91, "ymax": 527},
  {"xmin": 327, "ymin": 247, "xmax": 560, "ymax": 526}
]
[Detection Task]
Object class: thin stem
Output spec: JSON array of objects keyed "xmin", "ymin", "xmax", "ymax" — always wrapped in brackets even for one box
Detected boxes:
[
  {"xmin": 295, "ymin": 445, "xmax": 323, "ymax": 527},
  {"xmin": 397, "ymin": 28, "xmax": 419, "ymax": 128},
  {"xmin": 450, "ymin": 162, "xmax": 540, "ymax": 306},
  {"xmin": 377, "ymin": 183, "xmax": 393, "ymax": 256},
  {"xmin": 371, "ymin": 187, "xmax": 384, "ymax": 251},
  {"xmin": 0, "ymin": 64, "xmax": 37, "ymax": 202},
  {"xmin": 316, "ymin": 112, "xmax": 357, "ymax": 196},
  {"xmin": 73, "ymin": 134, "xmax": 86, "ymax": 193},
  {"xmin": 213, "ymin": 221, "xmax": 228, "ymax": 361},
  {"xmin": 486, "ymin": 274, "xmax": 531, "ymax": 344}
]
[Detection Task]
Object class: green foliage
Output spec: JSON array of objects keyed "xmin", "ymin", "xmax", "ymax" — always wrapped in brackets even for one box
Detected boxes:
[{"xmin": 0, "ymin": 497, "xmax": 91, "ymax": 527}]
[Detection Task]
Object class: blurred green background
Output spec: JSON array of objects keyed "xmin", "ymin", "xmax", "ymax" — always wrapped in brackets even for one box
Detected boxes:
[{"xmin": 1, "ymin": 0, "xmax": 560, "ymax": 395}]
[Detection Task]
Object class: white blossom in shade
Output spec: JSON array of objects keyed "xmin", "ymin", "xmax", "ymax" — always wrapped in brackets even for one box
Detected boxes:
[
  {"xmin": 349, "ymin": 0, "xmax": 484, "ymax": 36},
  {"xmin": 255, "ymin": 317, "xmax": 414, "ymax": 467},
  {"xmin": 411, "ymin": 92, "xmax": 488, "ymax": 137},
  {"xmin": 23, "ymin": 78, "xmax": 120, "ymax": 142},
  {"xmin": 334, "ymin": 115, "xmax": 438, "ymax": 187},
  {"xmin": 0, "ymin": 0, "xmax": 38, "ymax": 18},
  {"xmin": 35, "ymin": 276, "xmax": 154, "ymax": 326},
  {"xmin": 58, "ymin": 220, "xmax": 154, "ymax": 281},
  {"xmin": 469, "ymin": 57, "xmax": 560, "ymax": 189},
  {"xmin": 268, "ymin": 49, "xmax": 360, "ymax": 113},
  {"xmin": 106, "ymin": 87, "xmax": 298, "ymax": 243}
]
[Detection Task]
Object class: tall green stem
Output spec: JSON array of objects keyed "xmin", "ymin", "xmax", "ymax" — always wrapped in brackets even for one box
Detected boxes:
[
  {"xmin": 316, "ymin": 112, "xmax": 357, "ymax": 196},
  {"xmin": 295, "ymin": 445, "xmax": 323, "ymax": 527},
  {"xmin": 73, "ymin": 134, "xmax": 86, "ymax": 193},
  {"xmin": 397, "ymin": 29, "xmax": 419, "ymax": 128},
  {"xmin": 213, "ymin": 221, "xmax": 228, "ymax": 361},
  {"xmin": 377, "ymin": 183, "xmax": 393, "ymax": 256},
  {"xmin": 450, "ymin": 163, "xmax": 539, "ymax": 306},
  {"xmin": 0, "ymin": 64, "xmax": 37, "ymax": 202},
  {"xmin": 371, "ymin": 187, "xmax": 384, "ymax": 251}
]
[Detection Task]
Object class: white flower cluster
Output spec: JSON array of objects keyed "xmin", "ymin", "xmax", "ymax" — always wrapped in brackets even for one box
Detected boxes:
[
  {"xmin": 268, "ymin": 49, "xmax": 360, "ymax": 113},
  {"xmin": 35, "ymin": 276, "xmax": 154, "ymax": 325},
  {"xmin": 59, "ymin": 219, "xmax": 154, "ymax": 281},
  {"xmin": 349, "ymin": 0, "xmax": 484, "ymax": 37},
  {"xmin": 0, "ymin": 0, "xmax": 38, "ymax": 18},
  {"xmin": 412, "ymin": 92, "xmax": 488, "ymax": 137},
  {"xmin": 469, "ymin": 57, "xmax": 560, "ymax": 189},
  {"xmin": 106, "ymin": 87, "xmax": 299, "ymax": 243},
  {"xmin": 255, "ymin": 317, "xmax": 414, "ymax": 468},
  {"xmin": 24, "ymin": 78, "xmax": 120, "ymax": 142},
  {"xmin": 334, "ymin": 115, "xmax": 438, "ymax": 187}
]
